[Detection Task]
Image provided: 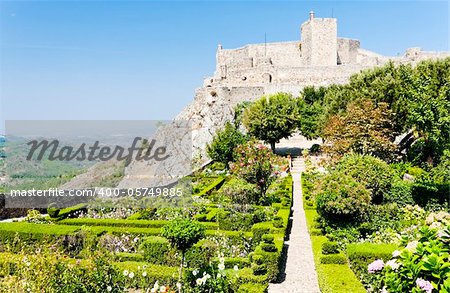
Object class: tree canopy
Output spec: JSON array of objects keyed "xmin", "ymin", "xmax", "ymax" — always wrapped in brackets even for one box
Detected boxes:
[{"xmin": 243, "ymin": 93, "xmax": 298, "ymax": 151}]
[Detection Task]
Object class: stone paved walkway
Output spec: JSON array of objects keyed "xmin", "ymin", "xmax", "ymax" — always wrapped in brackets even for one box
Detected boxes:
[{"xmin": 268, "ymin": 157, "xmax": 320, "ymax": 293}]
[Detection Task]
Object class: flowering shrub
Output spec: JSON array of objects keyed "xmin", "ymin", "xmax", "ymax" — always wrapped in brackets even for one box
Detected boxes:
[
  {"xmin": 99, "ymin": 233, "xmax": 140, "ymax": 253},
  {"xmin": 25, "ymin": 209, "xmax": 50, "ymax": 224},
  {"xmin": 230, "ymin": 140, "xmax": 287, "ymax": 200},
  {"xmin": 78, "ymin": 208, "xmax": 135, "ymax": 219},
  {"xmin": 369, "ymin": 225, "xmax": 450, "ymax": 292},
  {"xmin": 208, "ymin": 230, "xmax": 252, "ymax": 258},
  {"xmin": 0, "ymin": 250, "xmax": 125, "ymax": 292},
  {"xmin": 187, "ymin": 254, "xmax": 239, "ymax": 293}
]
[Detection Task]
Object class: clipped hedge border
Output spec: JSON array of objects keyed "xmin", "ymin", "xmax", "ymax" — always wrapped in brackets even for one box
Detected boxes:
[
  {"xmin": 0, "ymin": 222, "xmax": 80, "ymax": 243},
  {"xmin": 57, "ymin": 218, "xmax": 219, "ymax": 230},
  {"xmin": 53, "ymin": 203, "xmax": 88, "ymax": 220},
  {"xmin": 194, "ymin": 176, "xmax": 226, "ymax": 197},
  {"xmin": 346, "ymin": 242, "xmax": 397, "ymax": 287},
  {"xmin": 0, "ymin": 222, "xmax": 253, "ymax": 244}
]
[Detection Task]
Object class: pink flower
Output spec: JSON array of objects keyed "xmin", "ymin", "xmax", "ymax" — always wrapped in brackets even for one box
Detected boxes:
[
  {"xmin": 368, "ymin": 259, "xmax": 384, "ymax": 273},
  {"xmin": 416, "ymin": 278, "xmax": 433, "ymax": 293}
]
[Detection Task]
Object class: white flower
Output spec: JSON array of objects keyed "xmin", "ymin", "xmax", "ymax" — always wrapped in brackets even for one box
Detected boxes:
[
  {"xmin": 234, "ymin": 265, "xmax": 239, "ymax": 271},
  {"xmin": 128, "ymin": 272, "xmax": 135, "ymax": 279},
  {"xmin": 150, "ymin": 289, "xmax": 157, "ymax": 293},
  {"xmin": 176, "ymin": 282, "xmax": 182, "ymax": 290},
  {"xmin": 406, "ymin": 241, "xmax": 419, "ymax": 252},
  {"xmin": 142, "ymin": 271, "xmax": 147, "ymax": 277},
  {"xmin": 107, "ymin": 286, "xmax": 112, "ymax": 292},
  {"xmin": 386, "ymin": 259, "xmax": 400, "ymax": 271},
  {"xmin": 159, "ymin": 286, "xmax": 166, "ymax": 292},
  {"xmin": 123, "ymin": 270, "xmax": 129, "ymax": 276},
  {"xmin": 196, "ymin": 278, "xmax": 203, "ymax": 286},
  {"xmin": 392, "ymin": 250, "xmax": 401, "ymax": 258},
  {"xmin": 193, "ymin": 269, "xmax": 199, "ymax": 276},
  {"xmin": 153, "ymin": 281, "xmax": 159, "ymax": 290},
  {"xmin": 218, "ymin": 263, "xmax": 225, "ymax": 271}
]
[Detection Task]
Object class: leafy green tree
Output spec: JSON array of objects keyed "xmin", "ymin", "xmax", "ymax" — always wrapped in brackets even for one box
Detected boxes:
[
  {"xmin": 243, "ymin": 93, "xmax": 298, "ymax": 151},
  {"xmin": 322, "ymin": 98, "xmax": 397, "ymax": 161},
  {"xmin": 297, "ymin": 86, "xmax": 326, "ymax": 140},
  {"xmin": 319, "ymin": 58, "xmax": 450, "ymax": 165},
  {"xmin": 161, "ymin": 219, "xmax": 205, "ymax": 281},
  {"xmin": 206, "ymin": 122, "xmax": 246, "ymax": 166},
  {"xmin": 402, "ymin": 58, "xmax": 450, "ymax": 165},
  {"xmin": 233, "ymin": 101, "xmax": 253, "ymax": 128}
]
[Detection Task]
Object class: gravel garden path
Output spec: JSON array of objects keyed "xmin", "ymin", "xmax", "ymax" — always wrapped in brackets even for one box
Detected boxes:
[{"xmin": 268, "ymin": 157, "xmax": 320, "ymax": 293}]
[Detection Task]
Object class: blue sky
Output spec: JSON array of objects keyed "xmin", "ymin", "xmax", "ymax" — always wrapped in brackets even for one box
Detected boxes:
[{"xmin": 0, "ymin": 1, "xmax": 449, "ymax": 133}]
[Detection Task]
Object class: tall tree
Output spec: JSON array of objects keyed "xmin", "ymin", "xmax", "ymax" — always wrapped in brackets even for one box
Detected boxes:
[
  {"xmin": 243, "ymin": 93, "xmax": 298, "ymax": 151},
  {"xmin": 297, "ymin": 86, "xmax": 326, "ymax": 140},
  {"xmin": 322, "ymin": 98, "xmax": 397, "ymax": 161},
  {"xmin": 206, "ymin": 122, "xmax": 246, "ymax": 166}
]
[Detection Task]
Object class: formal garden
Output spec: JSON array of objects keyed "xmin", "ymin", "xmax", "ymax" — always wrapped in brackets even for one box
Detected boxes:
[{"xmin": 0, "ymin": 57, "xmax": 449, "ymax": 292}]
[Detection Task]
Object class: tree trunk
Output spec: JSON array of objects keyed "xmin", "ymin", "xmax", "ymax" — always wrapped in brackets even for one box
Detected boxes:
[
  {"xmin": 179, "ymin": 251, "xmax": 184, "ymax": 290},
  {"xmin": 270, "ymin": 141, "xmax": 276, "ymax": 152}
]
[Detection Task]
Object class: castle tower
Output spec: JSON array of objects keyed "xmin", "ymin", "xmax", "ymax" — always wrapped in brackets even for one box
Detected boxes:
[{"xmin": 301, "ymin": 11, "xmax": 337, "ymax": 66}]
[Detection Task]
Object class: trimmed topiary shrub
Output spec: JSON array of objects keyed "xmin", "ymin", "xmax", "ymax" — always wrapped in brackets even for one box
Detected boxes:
[
  {"xmin": 251, "ymin": 222, "xmax": 273, "ymax": 245},
  {"xmin": 384, "ymin": 179, "xmax": 414, "ymax": 205},
  {"xmin": 139, "ymin": 236, "xmax": 171, "ymax": 265},
  {"xmin": 237, "ymin": 282, "xmax": 268, "ymax": 293},
  {"xmin": 47, "ymin": 203, "xmax": 60, "ymax": 218},
  {"xmin": 347, "ymin": 242, "xmax": 397, "ymax": 289},
  {"xmin": 217, "ymin": 210, "xmax": 254, "ymax": 231},
  {"xmin": 321, "ymin": 241, "xmax": 339, "ymax": 255},
  {"xmin": 320, "ymin": 254, "xmax": 347, "ymax": 264}
]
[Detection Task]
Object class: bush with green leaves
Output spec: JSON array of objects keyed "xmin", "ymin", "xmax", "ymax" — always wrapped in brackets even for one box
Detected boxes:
[
  {"xmin": 0, "ymin": 250, "xmax": 125, "ymax": 292},
  {"xmin": 47, "ymin": 203, "xmax": 60, "ymax": 218},
  {"xmin": 219, "ymin": 178, "xmax": 259, "ymax": 205},
  {"xmin": 315, "ymin": 171, "xmax": 371, "ymax": 223},
  {"xmin": 346, "ymin": 242, "xmax": 398, "ymax": 291},
  {"xmin": 370, "ymin": 225, "xmax": 450, "ymax": 292},
  {"xmin": 139, "ymin": 236, "xmax": 173, "ymax": 265},
  {"xmin": 161, "ymin": 219, "xmax": 206, "ymax": 281},
  {"xmin": 385, "ymin": 179, "xmax": 414, "ymax": 205},
  {"xmin": 206, "ymin": 122, "xmax": 246, "ymax": 166},
  {"xmin": 334, "ymin": 154, "xmax": 395, "ymax": 203},
  {"xmin": 321, "ymin": 241, "xmax": 339, "ymax": 255}
]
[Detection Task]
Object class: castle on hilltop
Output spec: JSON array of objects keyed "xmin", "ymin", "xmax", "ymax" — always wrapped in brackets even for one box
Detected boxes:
[
  {"xmin": 117, "ymin": 12, "xmax": 449, "ymax": 187},
  {"xmin": 171, "ymin": 12, "xmax": 449, "ymax": 159}
]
